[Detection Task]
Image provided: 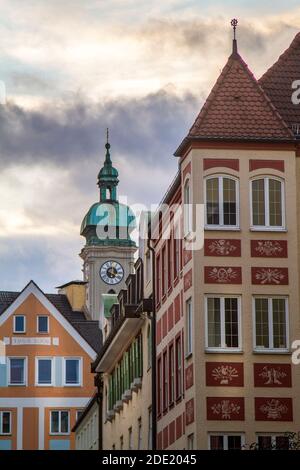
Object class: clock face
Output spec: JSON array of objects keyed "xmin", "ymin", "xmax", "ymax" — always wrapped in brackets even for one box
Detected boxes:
[{"xmin": 100, "ymin": 260, "xmax": 124, "ymax": 285}]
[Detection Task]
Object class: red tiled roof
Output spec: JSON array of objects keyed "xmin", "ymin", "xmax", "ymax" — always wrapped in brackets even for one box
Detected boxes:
[
  {"xmin": 259, "ymin": 32, "xmax": 300, "ymax": 135},
  {"xmin": 188, "ymin": 48, "xmax": 293, "ymax": 141}
]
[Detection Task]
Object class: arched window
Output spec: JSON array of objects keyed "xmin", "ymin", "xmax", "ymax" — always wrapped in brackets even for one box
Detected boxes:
[
  {"xmin": 251, "ymin": 177, "xmax": 284, "ymax": 229},
  {"xmin": 184, "ymin": 179, "xmax": 192, "ymax": 235},
  {"xmin": 205, "ymin": 175, "xmax": 239, "ymax": 228},
  {"xmin": 147, "ymin": 324, "xmax": 152, "ymax": 369}
]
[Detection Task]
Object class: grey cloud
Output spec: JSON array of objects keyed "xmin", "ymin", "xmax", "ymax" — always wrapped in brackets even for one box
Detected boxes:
[{"xmin": 0, "ymin": 90, "xmax": 199, "ymax": 170}]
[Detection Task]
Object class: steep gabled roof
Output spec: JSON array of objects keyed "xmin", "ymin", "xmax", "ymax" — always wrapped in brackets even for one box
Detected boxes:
[
  {"xmin": 259, "ymin": 32, "xmax": 300, "ymax": 134},
  {"xmin": 175, "ymin": 44, "xmax": 294, "ymax": 156},
  {"xmin": 0, "ymin": 281, "xmax": 102, "ymax": 354}
]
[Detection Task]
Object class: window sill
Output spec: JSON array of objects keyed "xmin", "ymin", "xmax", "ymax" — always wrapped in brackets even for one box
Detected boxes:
[
  {"xmin": 253, "ymin": 349, "xmax": 290, "ymax": 354},
  {"xmin": 204, "ymin": 226, "xmax": 240, "ymax": 231},
  {"xmin": 8, "ymin": 383, "xmax": 26, "ymax": 387},
  {"xmin": 49, "ymin": 433, "xmax": 70, "ymax": 436},
  {"xmin": 205, "ymin": 348, "xmax": 243, "ymax": 354},
  {"xmin": 63, "ymin": 384, "xmax": 82, "ymax": 387},
  {"xmin": 250, "ymin": 227, "xmax": 287, "ymax": 232},
  {"xmin": 36, "ymin": 384, "xmax": 54, "ymax": 387},
  {"xmin": 13, "ymin": 332, "xmax": 26, "ymax": 335}
]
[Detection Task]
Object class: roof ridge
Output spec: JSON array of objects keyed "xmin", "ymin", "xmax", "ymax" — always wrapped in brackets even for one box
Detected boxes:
[{"xmin": 260, "ymin": 32, "xmax": 300, "ymax": 83}]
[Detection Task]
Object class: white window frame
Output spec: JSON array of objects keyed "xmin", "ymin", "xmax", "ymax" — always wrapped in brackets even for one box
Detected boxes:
[
  {"xmin": 205, "ymin": 295, "xmax": 242, "ymax": 353},
  {"xmin": 187, "ymin": 433, "xmax": 194, "ymax": 450},
  {"xmin": 63, "ymin": 357, "xmax": 82, "ymax": 387},
  {"xmin": 50, "ymin": 410, "xmax": 70, "ymax": 435},
  {"xmin": 0, "ymin": 411, "xmax": 11, "ymax": 435},
  {"xmin": 252, "ymin": 296, "xmax": 289, "ymax": 353},
  {"xmin": 35, "ymin": 357, "xmax": 54, "ymax": 386},
  {"xmin": 208, "ymin": 433, "xmax": 245, "ymax": 450},
  {"xmin": 37, "ymin": 315, "xmax": 49, "ymax": 334},
  {"xmin": 204, "ymin": 175, "xmax": 240, "ymax": 230},
  {"xmin": 8, "ymin": 356, "xmax": 27, "ymax": 386},
  {"xmin": 250, "ymin": 176, "xmax": 285, "ymax": 231},
  {"xmin": 13, "ymin": 315, "xmax": 26, "ymax": 334},
  {"xmin": 186, "ymin": 298, "xmax": 193, "ymax": 356}
]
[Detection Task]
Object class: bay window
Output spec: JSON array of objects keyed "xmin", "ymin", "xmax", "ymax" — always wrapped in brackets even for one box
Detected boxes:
[
  {"xmin": 205, "ymin": 176, "xmax": 238, "ymax": 228},
  {"xmin": 253, "ymin": 297, "xmax": 288, "ymax": 351},
  {"xmin": 205, "ymin": 296, "xmax": 241, "ymax": 351},
  {"xmin": 251, "ymin": 177, "xmax": 284, "ymax": 229}
]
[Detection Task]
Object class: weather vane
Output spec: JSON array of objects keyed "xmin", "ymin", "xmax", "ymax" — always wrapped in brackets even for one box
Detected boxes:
[
  {"xmin": 231, "ymin": 18, "xmax": 238, "ymax": 40},
  {"xmin": 106, "ymin": 127, "xmax": 109, "ymax": 144}
]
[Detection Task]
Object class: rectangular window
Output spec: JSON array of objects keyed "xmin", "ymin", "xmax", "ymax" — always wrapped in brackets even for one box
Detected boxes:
[
  {"xmin": 137, "ymin": 418, "xmax": 142, "ymax": 450},
  {"xmin": 157, "ymin": 357, "xmax": 162, "ymax": 415},
  {"xmin": 156, "ymin": 255, "xmax": 161, "ymax": 303},
  {"xmin": 206, "ymin": 296, "xmax": 241, "ymax": 351},
  {"xmin": 13, "ymin": 315, "xmax": 25, "ymax": 333},
  {"xmin": 206, "ymin": 176, "xmax": 238, "ymax": 228},
  {"xmin": 76, "ymin": 410, "xmax": 83, "ymax": 422},
  {"xmin": 251, "ymin": 177, "xmax": 284, "ymax": 229},
  {"xmin": 148, "ymin": 407, "xmax": 152, "ymax": 450},
  {"xmin": 174, "ymin": 226, "xmax": 180, "ymax": 278},
  {"xmin": 120, "ymin": 435, "xmax": 124, "ymax": 450},
  {"xmin": 146, "ymin": 251, "xmax": 151, "ymax": 283},
  {"xmin": 50, "ymin": 410, "xmax": 70, "ymax": 434},
  {"xmin": 187, "ymin": 433, "xmax": 194, "ymax": 450},
  {"xmin": 257, "ymin": 435, "xmax": 289, "ymax": 450},
  {"xmin": 209, "ymin": 434, "xmax": 244, "ymax": 450},
  {"xmin": 64, "ymin": 358, "xmax": 81, "ymax": 386},
  {"xmin": 186, "ymin": 298, "xmax": 193, "ymax": 355},
  {"xmin": 168, "ymin": 238, "xmax": 172, "ymax": 288},
  {"xmin": 162, "ymin": 350, "xmax": 168, "ymax": 411},
  {"xmin": 36, "ymin": 358, "xmax": 53, "ymax": 385},
  {"xmin": 175, "ymin": 336, "xmax": 182, "ymax": 399},
  {"xmin": 0, "ymin": 411, "xmax": 11, "ymax": 435},
  {"xmin": 169, "ymin": 343, "xmax": 175, "ymax": 405},
  {"xmin": 8, "ymin": 357, "xmax": 26, "ymax": 385},
  {"xmin": 254, "ymin": 297, "xmax": 288, "ymax": 351},
  {"xmin": 162, "ymin": 246, "xmax": 167, "ymax": 296},
  {"xmin": 37, "ymin": 316, "xmax": 49, "ymax": 333},
  {"xmin": 128, "ymin": 427, "xmax": 133, "ymax": 450}
]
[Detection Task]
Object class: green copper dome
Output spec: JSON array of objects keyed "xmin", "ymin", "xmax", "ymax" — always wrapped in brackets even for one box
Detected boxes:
[{"xmin": 80, "ymin": 136, "xmax": 136, "ymax": 247}]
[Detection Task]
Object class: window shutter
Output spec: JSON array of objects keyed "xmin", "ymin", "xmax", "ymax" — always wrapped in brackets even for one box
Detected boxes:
[
  {"xmin": 0, "ymin": 360, "xmax": 7, "ymax": 387},
  {"xmin": 54, "ymin": 357, "xmax": 63, "ymax": 387}
]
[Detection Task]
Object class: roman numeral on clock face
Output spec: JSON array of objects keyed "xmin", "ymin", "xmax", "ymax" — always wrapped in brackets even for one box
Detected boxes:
[{"xmin": 100, "ymin": 260, "xmax": 124, "ymax": 285}]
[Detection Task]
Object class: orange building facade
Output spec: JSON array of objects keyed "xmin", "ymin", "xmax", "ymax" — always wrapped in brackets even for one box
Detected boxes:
[{"xmin": 0, "ymin": 281, "xmax": 100, "ymax": 450}]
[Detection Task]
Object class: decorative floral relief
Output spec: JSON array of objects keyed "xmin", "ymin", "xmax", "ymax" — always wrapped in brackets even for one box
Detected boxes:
[
  {"xmin": 259, "ymin": 399, "xmax": 288, "ymax": 420},
  {"xmin": 208, "ymin": 239, "xmax": 237, "ymax": 256},
  {"xmin": 255, "ymin": 241, "xmax": 283, "ymax": 256},
  {"xmin": 255, "ymin": 268, "xmax": 285, "ymax": 284},
  {"xmin": 259, "ymin": 366, "xmax": 287, "ymax": 385},
  {"xmin": 211, "ymin": 400, "xmax": 241, "ymax": 420},
  {"xmin": 208, "ymin": 267, "xmax": 237, "ymax": 283},
  {"xmin": 211, "ymin": 365, "xmax": 239, "ymax": 385},
  {"xmin": 186, "ymin": 399, "xmax": 194, "ymax": 424},
  {"xmin": 186, "ymin": 365, "xmax": 193, "ymax": 389}
]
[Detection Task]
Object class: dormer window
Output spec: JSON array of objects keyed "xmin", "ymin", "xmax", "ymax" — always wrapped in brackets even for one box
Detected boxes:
[{"xmin": 13, "ymin": 315, "xmax": 26, "ymax": 334}]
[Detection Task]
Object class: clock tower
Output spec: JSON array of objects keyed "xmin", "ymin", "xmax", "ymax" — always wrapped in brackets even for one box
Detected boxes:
[{"xmin": 80, "ymin": 135, "xmax": 136, "ymax": 329}]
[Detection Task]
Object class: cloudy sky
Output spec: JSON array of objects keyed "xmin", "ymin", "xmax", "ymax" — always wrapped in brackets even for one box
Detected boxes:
[{"xmin": 0, "ymin": 0, "xmax": 300, "ymax": 293}]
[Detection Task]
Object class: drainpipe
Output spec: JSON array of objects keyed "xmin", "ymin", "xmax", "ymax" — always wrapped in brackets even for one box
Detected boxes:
[
  {"xmin": 147, "ymin": 233, "xmax": 156, "ymax": 451},
  {"xmin": 96, "ymin": 376, "xmax": 103, "ymax": 450}
]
